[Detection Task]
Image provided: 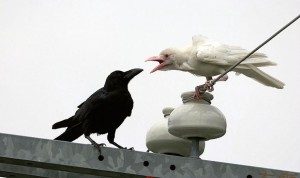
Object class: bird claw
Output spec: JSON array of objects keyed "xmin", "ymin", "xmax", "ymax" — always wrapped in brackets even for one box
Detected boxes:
[
  {"xmin": 194, "ymin": 75, "xmax": 228, "ymax": 99},
  {"xmin": 193, "ymin": 88, "xmax": 202, "ymax": 100},
  {"xmin": 194, "ymin": 81, "xmax": 214, "ymax": 99},
  {"xmin": 92, "ymin": 143, "xmax": 106, "ymax": 154},
  {"xmin": 98, "ymin": 143, "xmax": 106, "ymax": 147},
  {"xmin": 123, "ymin": 147, "xmax": 134, "ymax": 150},
  {"xmin": 204, "ymin": 80, "xmax": 214, "ymax": 92}
]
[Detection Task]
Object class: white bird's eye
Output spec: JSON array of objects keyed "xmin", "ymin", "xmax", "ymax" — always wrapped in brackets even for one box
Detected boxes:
[{"xmin": 164, "ymin": 54, "xmax": 169, "ymax": 58}]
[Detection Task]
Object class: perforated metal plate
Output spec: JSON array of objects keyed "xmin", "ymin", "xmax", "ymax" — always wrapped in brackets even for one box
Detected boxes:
[{"xmin": 0, "ymin": 133, "xmax": 299, "ymax": 178}]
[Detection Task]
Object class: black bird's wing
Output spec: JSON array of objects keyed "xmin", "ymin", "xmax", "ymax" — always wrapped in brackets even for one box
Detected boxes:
[
  {"xmin": 77, "ymin": 102, "xmax": 85, "ymax": 108},
  {"xmin": 78, "ymin": 87, "xmax": 133, "ymax": 136},
  {"xmin": 52, "ymin": 98, "xmax": 86, "ymax": 129},
  {"xmin": 54, "ymin": 122, "xmax": 83, "ymax": 141},
  {"xmin": 54, "ymin": 88, "xmax": 110, "ymax": 141},
  {"xmin": 75, "ymin": 88, "xmax": 110, "ymax": 121}
]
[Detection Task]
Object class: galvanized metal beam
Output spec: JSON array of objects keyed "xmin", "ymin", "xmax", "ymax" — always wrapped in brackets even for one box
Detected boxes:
[{"xmin": 0, "ymin": 133, "xmax": 299, "ymax": 178}]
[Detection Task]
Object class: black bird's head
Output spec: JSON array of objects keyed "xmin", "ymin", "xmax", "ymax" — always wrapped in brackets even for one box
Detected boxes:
[{"xmin": 104, "ymin": 68, "xmax": 143, "ymax": 90}]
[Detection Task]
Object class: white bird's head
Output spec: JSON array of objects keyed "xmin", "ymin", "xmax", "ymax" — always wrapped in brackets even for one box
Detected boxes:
[{"xmin": 146, "ymin": 48, "xmax": 183, "ymax": 73}]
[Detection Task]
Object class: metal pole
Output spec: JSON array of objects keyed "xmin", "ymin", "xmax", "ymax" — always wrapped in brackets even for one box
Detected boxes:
[{"xmin": 189, "ymin": 137, "xmax": 200, "ymax": 158}]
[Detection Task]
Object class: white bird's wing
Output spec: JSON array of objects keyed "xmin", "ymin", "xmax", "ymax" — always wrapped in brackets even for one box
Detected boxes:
[
  {"xmin": 187, "ymin": 35, "xmax": 284, "ymax": 89},
  {"xmin": 193, "ymin": 38, "xmax": 275, "ymax": 68},
  {"xmin": 192, "ymin": 35, "xmax": 210, "ymax": 46}
]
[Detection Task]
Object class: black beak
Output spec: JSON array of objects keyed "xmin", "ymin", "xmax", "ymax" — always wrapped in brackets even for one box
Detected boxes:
[{"xmin": 124, "ymin": 68, "xmax": 143, "ymax": 81}]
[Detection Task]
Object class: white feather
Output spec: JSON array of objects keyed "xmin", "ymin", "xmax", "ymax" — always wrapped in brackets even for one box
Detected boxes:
[
  {"xmin": 234, "ymin": 65, "xmax": 284, "ymax": 89},
  {"xmin": 156, "ymin": 35, "xmax": 285, "ymax": 89},
  {"xmin": 192, "ymin": 36, "xmax": 284, "ymax": 88}
]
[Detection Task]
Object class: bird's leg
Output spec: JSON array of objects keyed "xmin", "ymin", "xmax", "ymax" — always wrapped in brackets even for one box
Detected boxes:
[
  {"xmin": 204, "ymin": 76, "xmax": 215, "ymax": 92},
  {"xmin": 108, "ymin": 131, "xmax": 134, "ymax": 150},
  {"xmin": 194, "ymin": 75, "xmax": 229, "ymax": 99},
  {"xmin": 204, "ymin": 74, "xmax": 228, "ymax": 91},
  {"xmin": 110, "ymin": 141, "xmax": 123, "ymax": 149},
  {"xmin": 85, "ymin": 135, "xmax": 106, "ymax": 155},
  {"xmin": 194, "ymin": 77, "xmax": 213, "ymax": 99},
  {"xmin": 194, "ymin": 85, "xmax": 206, "ymax": 99},
  {"xmin": 110, "ymin": 141, "xmax": 133, "ymax": 150}
]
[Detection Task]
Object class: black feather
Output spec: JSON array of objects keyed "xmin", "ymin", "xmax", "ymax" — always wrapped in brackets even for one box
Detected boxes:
[{"xmin": 52, "ymin": 116, "xmax": 74, "ymax": 129}]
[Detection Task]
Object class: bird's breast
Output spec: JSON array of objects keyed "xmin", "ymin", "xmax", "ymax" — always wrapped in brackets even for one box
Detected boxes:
[{"xmin": 185, "ymin": 60, "xmax": 226, "ymax": 77}]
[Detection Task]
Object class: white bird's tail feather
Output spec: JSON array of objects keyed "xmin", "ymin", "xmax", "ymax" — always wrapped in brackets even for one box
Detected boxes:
[{"xmin": 234, "ymin": 65, "xmax": 285, "ymax": 89}]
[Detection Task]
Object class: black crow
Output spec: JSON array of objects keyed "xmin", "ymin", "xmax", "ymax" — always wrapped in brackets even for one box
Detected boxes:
[{"xmin": 52, "ymin": 68, "xmax": 143, "ymax": 151}]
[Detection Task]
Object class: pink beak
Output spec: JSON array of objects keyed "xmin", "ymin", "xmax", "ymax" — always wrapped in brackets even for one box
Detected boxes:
[
  {"xmin": 145, "ymin": 56, "xmax": 163, "ymax": 62},
  {"xmin": 145, "ymin": 56, "xmax": 166, "ymax": 73}
]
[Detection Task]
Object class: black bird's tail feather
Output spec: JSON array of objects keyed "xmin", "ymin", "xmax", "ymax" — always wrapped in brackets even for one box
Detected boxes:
[
  {"xmin": 52, "ymin": 116, "xmax": 74, "ymax": 129},
  {"xmin": 54, "ymin": 123, "xmax": 83, "ymax": 142}
]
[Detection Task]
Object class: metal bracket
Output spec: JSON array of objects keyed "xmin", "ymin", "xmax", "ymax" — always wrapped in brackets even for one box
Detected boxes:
[{"xmin": 0, "ymin": 133, "xmax": 299, "ymax": 178}]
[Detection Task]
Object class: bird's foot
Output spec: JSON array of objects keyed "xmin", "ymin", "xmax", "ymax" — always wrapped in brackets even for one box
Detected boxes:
[
  {"xmin": 84, "ymin": 135, "xmax": 105, "ymax": 159},
  {"xmin": 194, "ymin": 81, "xmax": 214, "ymax": 99},
  {"xmin": 92, "ymin": 143, "xmax": 106, "ymax": 153},
  {"xmin": 204, "ymin": 81, "xmax": 214, "ymax": 92},
  {"xmin": 194, "ymin": 75, "xmax": 228, "ymax": 99},
  {"xmin": 97, "ymin": 143, "xmax": 106, "ymax": 147},
  {"xmin": 194, "ymin": 86, "xmax": 203, "ymax": 99},
  {"xmin": 120, "ymin": 146, "xmax": 134, "ymax": 150}
]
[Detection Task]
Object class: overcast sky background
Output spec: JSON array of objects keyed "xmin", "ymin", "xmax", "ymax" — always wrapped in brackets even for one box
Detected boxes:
[{"xmin": 0, "ymin": 0, "xmax": 299, "ymax": 173}]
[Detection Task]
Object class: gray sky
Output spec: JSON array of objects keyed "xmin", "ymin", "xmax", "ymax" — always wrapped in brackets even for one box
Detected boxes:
[{"xmin": 0, "ymin": 0, "xmax": 300, "ymax": 173}]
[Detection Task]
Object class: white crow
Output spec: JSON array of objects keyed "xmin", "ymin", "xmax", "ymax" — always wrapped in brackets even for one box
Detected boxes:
[{"xmin": 146, "ymin": 35, "xmax": 284, "ymax": 97}]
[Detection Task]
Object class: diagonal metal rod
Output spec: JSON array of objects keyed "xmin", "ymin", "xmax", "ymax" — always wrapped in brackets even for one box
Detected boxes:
[{"xmin": 211, "ymin": 14, "xmax": 300, "ymax": 86}]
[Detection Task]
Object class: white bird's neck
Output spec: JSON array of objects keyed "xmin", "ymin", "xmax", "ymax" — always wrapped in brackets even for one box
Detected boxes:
[{"xmin": 173, "ymin": 46, "xmax": 196, "ymax": 69}]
